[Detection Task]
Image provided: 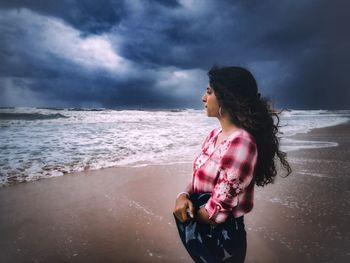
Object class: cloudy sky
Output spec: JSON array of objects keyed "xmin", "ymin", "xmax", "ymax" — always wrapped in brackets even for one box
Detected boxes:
[{"xmin": 0, "ymin": 0, "xmax": 349, "ymax": 109}]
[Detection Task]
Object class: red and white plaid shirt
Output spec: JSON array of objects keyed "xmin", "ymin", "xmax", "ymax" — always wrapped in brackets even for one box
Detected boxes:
[{"xmin": 192, "ymin": 127, "xmax": 258, "ymax": 224}]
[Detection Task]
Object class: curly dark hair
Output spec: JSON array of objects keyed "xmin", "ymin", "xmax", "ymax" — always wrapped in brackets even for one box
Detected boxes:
[{"xmin": 208, "ymin": 66, "xmax": 291, "ymax": 186}]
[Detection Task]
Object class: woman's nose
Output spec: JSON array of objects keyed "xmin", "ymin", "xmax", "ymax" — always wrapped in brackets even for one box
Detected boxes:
[{"xmin": 202, "ymin": 94, "xmax": 206, "ymax": 102}]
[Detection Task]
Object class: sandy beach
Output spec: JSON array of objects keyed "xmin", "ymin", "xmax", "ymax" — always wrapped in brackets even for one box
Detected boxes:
[{"xmin": 0, "ymin": 123, "xmax": 349, "ymax": 263}]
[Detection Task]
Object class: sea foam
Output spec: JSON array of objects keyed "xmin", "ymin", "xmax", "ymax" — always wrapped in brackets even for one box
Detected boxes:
[{"xmin": 0, "ymin": 108, "xmax": 349, "ymax": 186}]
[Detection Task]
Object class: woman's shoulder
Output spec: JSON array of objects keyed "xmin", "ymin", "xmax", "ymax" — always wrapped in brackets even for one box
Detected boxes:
[{"xmin": 234, "ymin": 128, "xmax": 257, "ymax": 147}]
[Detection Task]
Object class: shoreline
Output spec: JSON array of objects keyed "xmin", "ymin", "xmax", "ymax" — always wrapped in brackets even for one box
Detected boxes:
[
  {"xmin": 1, "ymin": 120, "xmax": 349, "ymax": 188},
  {"xmin": 0, "ymin": 122, "xmax": 349, "ymax": 262}
]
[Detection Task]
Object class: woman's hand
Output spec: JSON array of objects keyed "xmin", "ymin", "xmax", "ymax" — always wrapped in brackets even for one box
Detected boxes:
[{"xmin": 173, "ymin": 194, "xmax": 195, "ymax": 223}]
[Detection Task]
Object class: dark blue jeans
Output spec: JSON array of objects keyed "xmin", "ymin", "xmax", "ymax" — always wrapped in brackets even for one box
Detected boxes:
[{"xmin": 174, "ymin": 193, "xmax": 247, "ymax": 263}]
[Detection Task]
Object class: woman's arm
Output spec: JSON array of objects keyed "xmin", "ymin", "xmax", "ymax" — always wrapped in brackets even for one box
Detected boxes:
[
  {"xmin": 203, "ymin": 137, "xmax": 257, "ymax": 224},
  {"xmin": 174, "ymin": 182, "xmax": 195, "ymax": 222},
  {"xmin": 194, "ymin": 207, "xmax": 218, "ymax": 226},
  {"xmin": 175, "ymin": 183, "xmax": 217, "ymax": 225}
]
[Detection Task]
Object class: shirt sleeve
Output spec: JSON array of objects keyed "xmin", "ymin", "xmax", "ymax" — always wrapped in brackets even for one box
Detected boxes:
[{"xmin": 204, "ymin": 136, "xmax": 257, "ymax": 224}]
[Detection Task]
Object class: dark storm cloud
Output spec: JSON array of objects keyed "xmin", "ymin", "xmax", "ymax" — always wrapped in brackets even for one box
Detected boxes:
[
  {"xmin": 0, "ymin": 0, "xmax": 126, "ymax": 33},
  {"xmin": 0, "ymin": 0, "xmax": 349, "ymax": 109}
]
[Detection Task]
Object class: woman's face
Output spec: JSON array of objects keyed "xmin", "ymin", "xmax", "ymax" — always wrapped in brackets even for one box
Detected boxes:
[{"xmin": 202, "ymin": 84, "xmax": 220, "ymax": 117}]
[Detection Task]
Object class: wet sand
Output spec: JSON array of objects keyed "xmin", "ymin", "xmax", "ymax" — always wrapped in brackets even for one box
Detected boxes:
[{"xmin": 0, "ymin": 123, "xmax": 349, "ymax": 262}]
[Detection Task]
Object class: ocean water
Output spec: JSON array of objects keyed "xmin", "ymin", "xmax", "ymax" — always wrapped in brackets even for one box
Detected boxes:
[{"xmin": 0, "ymin": 108, "xmax": 349, "ymax": 186}]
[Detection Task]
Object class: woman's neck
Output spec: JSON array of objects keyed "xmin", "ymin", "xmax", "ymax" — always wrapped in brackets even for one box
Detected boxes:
[{"xmin": 218, "ymin": 116, "xmax": 240, "ymax": 135}]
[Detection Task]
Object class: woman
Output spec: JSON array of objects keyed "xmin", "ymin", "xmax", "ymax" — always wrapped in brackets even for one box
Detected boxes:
[{"xmin": 173, "ymin": 66, "xmax": 291, "ymax": 263}]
